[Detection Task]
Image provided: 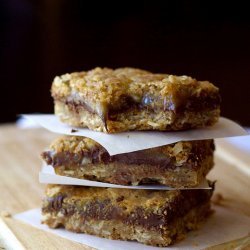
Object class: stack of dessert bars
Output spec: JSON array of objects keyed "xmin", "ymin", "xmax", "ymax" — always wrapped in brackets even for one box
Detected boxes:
[{"xmin": 41, "ymin": 67, "xmax": 221, "ymax": 247}]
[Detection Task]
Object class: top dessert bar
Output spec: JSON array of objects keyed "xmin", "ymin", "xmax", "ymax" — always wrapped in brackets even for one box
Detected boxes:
[{"xmin": 52, "ymin": 67, "xmax": 221, "ymax": 133}]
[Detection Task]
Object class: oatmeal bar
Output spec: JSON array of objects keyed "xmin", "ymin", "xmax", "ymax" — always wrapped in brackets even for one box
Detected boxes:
[
  {"xmin": 51, "ymin": 67, "xmax": 221, "ymax": 133},
  {"xmin": 41, "ymin": 136, "xmax": 214, "ymax": 188},
  {"xmin": 42, "ymin": 184, "xmax": 214, "ymax": 247}
]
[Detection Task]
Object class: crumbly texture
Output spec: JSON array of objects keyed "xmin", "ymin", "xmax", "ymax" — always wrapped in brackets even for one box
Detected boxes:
[
  {"xmin": 42, "ymin": 185, "xmax": 214, "ymax": 247},
  {"xmin": 41, "ymin": 136, "xmax": 214, "ymax": 187},
  {"xmin": 52, "ymin": 67, "xmax": 221, "ymax": 133}
]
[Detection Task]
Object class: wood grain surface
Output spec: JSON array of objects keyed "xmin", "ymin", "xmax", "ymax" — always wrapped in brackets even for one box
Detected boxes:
[{"xmin": 0, "ymin": 124, "xmax": 249, "ymax": 250}]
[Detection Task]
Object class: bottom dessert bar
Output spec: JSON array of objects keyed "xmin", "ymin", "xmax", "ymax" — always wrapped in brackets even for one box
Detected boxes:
[{"xmin": 42, "ymin": 184, "xmax": 214, "ymax": 247}]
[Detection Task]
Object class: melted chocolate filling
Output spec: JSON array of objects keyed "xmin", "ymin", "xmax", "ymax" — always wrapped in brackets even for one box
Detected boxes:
[
  {"xmin": 41, "ymin": 141, "xmax": 214, "ymax": 171},
  {"xmin": 54, "ymin": 90, "xmax": 221, "ymax": 122}
]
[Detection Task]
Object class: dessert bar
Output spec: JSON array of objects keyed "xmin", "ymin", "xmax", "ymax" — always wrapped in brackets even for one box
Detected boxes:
[
  {"xmin": 42, "ymin": 184, "xmax": 214, "ymax": 246},
  {"xmin": 41, "ymin": 137, "xmax": 214, "ymax": 188},
  {"xmin": 52, "ymin": 67, "xmax": 221, "ymax": 133}
]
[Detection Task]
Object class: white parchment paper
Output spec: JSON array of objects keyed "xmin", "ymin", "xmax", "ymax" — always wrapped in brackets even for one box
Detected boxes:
[
  {"xmin": 14, "ymin": 206, "xmax": 250, "ymax": 250},
  {"xmin": 22, "ymin": 114, "xmax": 248, "ymax": 156},
  {"xmin": 39, "ymin": 165, "xmax": 210, "ymax": 190}
]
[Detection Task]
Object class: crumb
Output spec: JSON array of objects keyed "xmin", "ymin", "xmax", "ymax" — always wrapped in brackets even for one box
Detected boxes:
[
  {"xmin": 71, "ymin": 129, "xmax": 78, "ymax": 133},
  {"xmin": 127, "ymin": 135, "xmax": 129, "ymax": 138},
  {"xmin": 212, "ymin": 193, "xmax": 224, "ymax": 205},
  {"xmin": 1, "ymin": 211, "xmax": 11, "ymax": 218}
]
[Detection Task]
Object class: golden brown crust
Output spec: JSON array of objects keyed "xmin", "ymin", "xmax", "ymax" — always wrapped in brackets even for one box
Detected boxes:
[
  {"xmin": 49, "ymin": 136, "xmax": 99, "ymax": 154},
  {"xmin": 52, "ymin": 67, "xmax": 220, "ymax": 133},
  {"xmin": 44, "ymin": 185, "xmax": 180, "ymax": 209},
  {"xmin": 52, "ymin": 67, "xmax": 217, "ymax": 105},
  {"xmin": 47, "ymin": 135, "xmax": 211, "ymax": 159}
]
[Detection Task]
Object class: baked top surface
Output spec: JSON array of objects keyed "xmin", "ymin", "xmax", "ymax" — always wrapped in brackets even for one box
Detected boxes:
[
  {"xmin": 45, "ymin": 185, "xmax": 179, "ymax": 210},
  {"xmin": 44, "ymin": 184, "xmax": 213, "ymax": 213},
  {"xmin": 51, "ymin": 67, "xmax": 220, "ymax": 112},
  {"xmin": 49, "ymin": 136, "xmax": 99, "ymax": 154},
  {"xmin": 46, "ymin": 135, "xmax": 213, "ymax": 157}
]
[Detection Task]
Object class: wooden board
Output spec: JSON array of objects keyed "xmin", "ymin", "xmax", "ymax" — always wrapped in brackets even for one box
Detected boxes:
[{"xmin": 0, "ymin": 124, "xmax": 249, "ymax": 249}]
